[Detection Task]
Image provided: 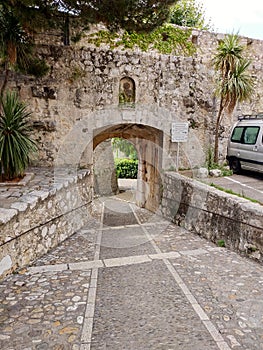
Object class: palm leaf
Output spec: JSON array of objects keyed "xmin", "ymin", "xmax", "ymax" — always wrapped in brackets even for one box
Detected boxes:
[{"xmin": 0, "ymin": 90, "xmax": 37, "ymax": 180}]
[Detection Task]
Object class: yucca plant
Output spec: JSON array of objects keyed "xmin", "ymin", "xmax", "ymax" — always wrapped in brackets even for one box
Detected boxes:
[
  {"xmin": 0, "ymin": 91, "xmax": 37, "ymax": 181},
  {"xmin": 212, "ymin": 34, "xmax": 254, "ymax": 163}
]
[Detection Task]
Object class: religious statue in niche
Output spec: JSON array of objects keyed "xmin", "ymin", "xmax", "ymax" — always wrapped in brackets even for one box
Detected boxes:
[{"xmin": 119, "ymin": 77, "xmax": 135, "ymax": 106}]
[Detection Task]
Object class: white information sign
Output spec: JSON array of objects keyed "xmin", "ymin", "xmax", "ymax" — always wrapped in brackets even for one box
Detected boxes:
[{"xmin": 171, "ymin": 122, "xmax": 189, "ymax": 142}]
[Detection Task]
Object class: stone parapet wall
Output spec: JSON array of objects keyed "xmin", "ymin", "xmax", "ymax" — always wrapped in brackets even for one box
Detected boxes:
[
  {"xmin": 0, "ymin": 170, "xmax": 93, "ymax": 281},
  {"xmin": 161, "ymin": 172, "xmax": 263, "ymax": 263}
]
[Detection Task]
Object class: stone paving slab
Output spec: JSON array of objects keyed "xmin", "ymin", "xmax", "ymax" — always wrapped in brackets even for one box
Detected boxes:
[
  {"xmin": 1, "ymin": 195, "xmax": 263, "ymax": 349},
  {"xmin": 91, "ymin": 261, "xmax": 219, "ymax": 350},
  {"xmin": 99, "ymin": 226, "xmax": 156, "ymax": 259}
]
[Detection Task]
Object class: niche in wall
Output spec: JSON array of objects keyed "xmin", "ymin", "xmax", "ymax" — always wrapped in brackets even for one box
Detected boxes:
[{"xmin": 119, "ymin": 77, "xmax": 136, "ymax": 107}]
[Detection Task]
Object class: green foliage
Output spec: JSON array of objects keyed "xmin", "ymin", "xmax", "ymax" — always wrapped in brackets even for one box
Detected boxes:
[
  {"xmin": 112, "ymin": 138, "xmax": 138, "ymax": 160},
  {"xmin": 85, "ymin": 24, "xmax": 195, "ymax": 56},
  {"xmin": 205, "ymin": 147, "xmax": 233, "ymax": 176},
  {"xmin": 115, "ymin": 158, "xmax": 138, "ymax": 179},
  {"xmin": 213, "ymin": 34, "xmax": 254, "ymax": 111},
  {"xmin": 6, "ymin": 1, "xmax": 178, "ymax": 35},
  {"xmin": 0, "ymin": 5, "xmax": 31, "ymax": 66},
  {"xmin": 212, "ymin": 34, "xmax": 254, "ymax": 162},
  {"xmin": 19, "ymin": 57, "xmax": 50, "ymax": 78},
  {"xmin": 0, "ymin": 5, "xmax": 49, "ymax": 94},
  {"xmin": 69, "ymin": 65, "xmax": 86, "ymax": 82},
  {"xmin": 206, "ymin": 147, "xmax": 216, "ymax": 169},
  {"xmin": 71, "ymin": 32, "xmax": 83, "ymax": 44},
  {"xmin": 169, "ymin": 0, "xmax": 212, "ymax": 30},
  {"xmin": 0, "ymin": 5, "xmax": 32, "ymax": 95},
  {"xmin": 83, "ymin": 0, "xmax": 177, "ymax": 33},
  {"xmin": 210, "ymin": 183, "xmax": 259, "ymax": 204},
  {"xmin": 0, "ymin": 91, "xmax": 37, "ymax": 181},
  {"xmin": 217, "ymin": 239, "xmax": 226, "ymax": 247}
]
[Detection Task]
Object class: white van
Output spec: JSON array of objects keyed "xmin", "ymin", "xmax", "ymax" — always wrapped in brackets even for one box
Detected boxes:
[{"xmin": 226, "ymin": 115, "xmax": 263, "ymax": 174}]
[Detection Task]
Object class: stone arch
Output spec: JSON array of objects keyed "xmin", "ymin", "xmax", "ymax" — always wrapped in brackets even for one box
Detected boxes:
[{"xmin": 54, "ymin": 105, "xmax": 205, "ymax": 211}]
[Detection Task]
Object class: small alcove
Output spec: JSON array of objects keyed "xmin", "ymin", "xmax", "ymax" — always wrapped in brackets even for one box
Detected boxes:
[{"xmin": 119, "ymin": 77, "xmax": 136, "ymax": 107}]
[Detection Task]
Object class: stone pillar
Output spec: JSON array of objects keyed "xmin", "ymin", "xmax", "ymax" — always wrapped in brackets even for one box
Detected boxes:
[
  {"xmin": 136, "ymin": 138, "xmax": 162, "ymax": 211},
  {"xmin": 93, "ymin": 140, "xmax": 118, "ymax": 196}
]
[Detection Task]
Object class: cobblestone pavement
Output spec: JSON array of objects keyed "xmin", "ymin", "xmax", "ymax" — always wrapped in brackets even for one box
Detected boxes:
[{"xmin": 1, "ymin": 188, "xmax": 263, "ymax": 350}]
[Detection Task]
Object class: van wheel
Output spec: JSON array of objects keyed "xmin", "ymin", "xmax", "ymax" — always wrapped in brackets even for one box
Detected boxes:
[{"xmin": 229, "ymin": 158, "xmax": 241, "ymax": 174}]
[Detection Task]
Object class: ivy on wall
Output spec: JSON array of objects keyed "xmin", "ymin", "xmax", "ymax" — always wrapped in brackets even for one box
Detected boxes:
[{"xmin": 84, "ymin": 24, "xmax": 196, "ymax": 56}]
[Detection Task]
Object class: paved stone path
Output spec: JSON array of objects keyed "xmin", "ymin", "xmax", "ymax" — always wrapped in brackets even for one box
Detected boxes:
[{"xmin": 1, "ymin": 189, "xmax": 263, "ymax": 349}]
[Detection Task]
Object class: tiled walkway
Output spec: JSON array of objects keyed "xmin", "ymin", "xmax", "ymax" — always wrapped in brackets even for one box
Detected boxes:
[{"xmin": 1, "ymin": 188, "xmax": 263, "ymax": 349}]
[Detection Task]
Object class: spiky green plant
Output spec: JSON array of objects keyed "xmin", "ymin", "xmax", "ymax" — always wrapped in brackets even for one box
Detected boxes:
[
  {"xmin": 0, "ymin": 91, "xmax": 37, "ymax": 181},
  {"xmin": 212, "ymin": 34, "xmax": 254, "ymax": 163}
]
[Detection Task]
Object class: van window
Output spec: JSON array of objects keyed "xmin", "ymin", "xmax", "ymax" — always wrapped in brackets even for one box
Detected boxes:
[
  {"xmin": 231, "ymin": 126, "xmax": 259, "ymax": 144},
  {"xmin": 231, "ymin": 127, "xmax": 244, "ymax": 142},
  {"xmin": 243, "ymin": 127, "xmax": 259, "ymax": 144}
]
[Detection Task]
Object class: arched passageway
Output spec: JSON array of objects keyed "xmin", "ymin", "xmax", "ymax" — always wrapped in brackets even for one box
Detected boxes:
[
  {"xmin": 93, "ymin": 123, "xmax": 163, "ymax": 212},
  {"xmin": 54, "ymin": 105, "xmax": 204, "ymax": 213}
]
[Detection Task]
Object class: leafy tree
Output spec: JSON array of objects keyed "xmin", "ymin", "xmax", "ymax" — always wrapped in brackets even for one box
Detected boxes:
[
  {"xmin": 86, "ymin": 0, "xmax": 178, "ymax": 33},
  {"xmin": 169, "ymin": 0, "xmax": 212, "ymax": 30},
  {"xmin": 0, "ymin": 91, "xmax": 37, "ymax": 181},
  {"xmin": 212, "ymin": 34, "xmax": 254, "ymax": 163},
  {"xmin": 0, "ymin": 5, "xmax": 32, "ymax": 96},
  {"xmin": 0, "ymin": 4, "xmax": 49, "ymax": 95},
  {"xmin": 6, "ymin": 0, "xmax": 179, "ymax": 35},
  {"xmin": 112, "ymin": 138, "xmax": 138, "ymax": 160}
]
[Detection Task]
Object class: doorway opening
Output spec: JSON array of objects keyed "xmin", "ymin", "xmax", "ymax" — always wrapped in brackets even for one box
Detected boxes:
[{"xmin": 93, "ymin": 123, "xmax": 163, "ymax": 212}]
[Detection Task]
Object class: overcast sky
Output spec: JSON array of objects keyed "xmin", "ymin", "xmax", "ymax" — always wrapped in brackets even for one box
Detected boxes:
[{"xmin": 200, "ymin": 0, "xmax": 263, "ymax": 40}]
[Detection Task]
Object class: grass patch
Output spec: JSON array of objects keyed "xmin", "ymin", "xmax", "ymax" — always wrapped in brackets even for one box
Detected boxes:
[
  {"xmin": 210, "ymin": 183, "xmax": 260, "ymax": 204},
  {"xmin": 217, "ymin": 239, "xmax": 226, "ymax": 247}
]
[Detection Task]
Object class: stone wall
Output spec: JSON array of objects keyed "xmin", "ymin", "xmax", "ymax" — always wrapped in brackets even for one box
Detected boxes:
[
  {"xmin": 0, "ymin": 170, "xmax": 93, "ymax": 281},
  {"xmin": 3, "ymin": 29, "xmax": 263, "ymax": 171},
  {"xmin": 161, "ymin": 172, "xmax": 263, "ymax": 263}
]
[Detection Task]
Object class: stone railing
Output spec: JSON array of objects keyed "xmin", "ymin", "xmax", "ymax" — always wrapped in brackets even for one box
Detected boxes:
[
  {"xmin": 161, "ymin": 172, "xmax": 263, "ymax": 263},
  {"xmin": 0, "ymin": 169, "xmax": 93, "ymax": 281}
]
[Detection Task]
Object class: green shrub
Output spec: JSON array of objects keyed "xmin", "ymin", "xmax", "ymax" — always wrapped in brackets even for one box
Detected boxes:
[
  {"xmin": 206, "ymin": 146, "xmax": 233, "ymax": 176},
  {"xmin": 25, "ymin": 58, "xmax": 49, "ymax": 78},
  {"xmin": 115, "ymin": 158, "xmax": 138, "ymax": 179},
  {"xmin": 217, "ymin": 239, "xmax": 226, "ymax": 247},
  {"xmin": 16, "ymin": 55, "xmax": 49, "ymax": 78},
  {"xmin": 0, "ymin": 90, "xmax": 37, "ymax": 180}
]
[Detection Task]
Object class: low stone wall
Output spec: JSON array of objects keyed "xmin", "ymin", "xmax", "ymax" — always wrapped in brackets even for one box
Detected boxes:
[
  {"xmin": 161, "ymin": 172, "xmax": 263, "ymax": 263},
  {"xmin": 0, "ymin": 170, "xmax": 93, "ymax": 281}
]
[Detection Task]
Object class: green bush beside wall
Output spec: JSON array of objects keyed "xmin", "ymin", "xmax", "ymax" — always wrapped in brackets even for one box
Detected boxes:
[{"xmin": 115, "ymin": 158, "xmax": 138, "ymax": 179}]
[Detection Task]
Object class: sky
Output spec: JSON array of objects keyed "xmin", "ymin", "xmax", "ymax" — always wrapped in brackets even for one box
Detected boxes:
[{"xmin": 200, "ymin": 0, "xmax": 263, "ymax": 40}]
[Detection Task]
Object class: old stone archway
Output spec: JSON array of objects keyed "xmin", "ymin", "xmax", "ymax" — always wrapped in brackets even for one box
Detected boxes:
[
  {"xmin": 93, "ymin": 123, "xmax": 163, "ymax": 212},
  {"xmin": 54, "ymin": 105, "xmax": 204, "ymax": 213}
]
